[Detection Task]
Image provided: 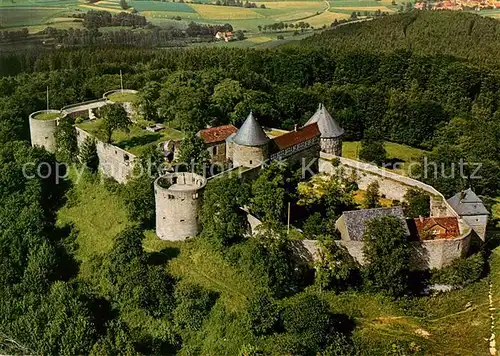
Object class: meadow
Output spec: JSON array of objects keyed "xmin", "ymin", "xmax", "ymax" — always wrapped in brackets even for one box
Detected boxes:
[{"xmin": 342, "ymin": 140, "xmax": 427, "ymax": 176}]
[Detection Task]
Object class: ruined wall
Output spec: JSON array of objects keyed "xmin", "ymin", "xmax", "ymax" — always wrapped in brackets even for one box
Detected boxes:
[
  {"xmin": 206, "ymin": 141, "xmax": 227, "ymax": 164},
  {"xmin": 319, "ymin": 154, "xmax": 456, "ymax": 216},
  {"xmin": 75, "ymin": 127, "xmax": 136, "ymax": 183},
  {"xmin": 322, "ymin": 153, "xmax": 474, "ymax": 269},
  {"xmin": 155, "ymin": 173, "xmax": 206, "ymax": 241},
  {"xmin": 29, "ymin": 110, "xmax": 60, "ymax": 153}
]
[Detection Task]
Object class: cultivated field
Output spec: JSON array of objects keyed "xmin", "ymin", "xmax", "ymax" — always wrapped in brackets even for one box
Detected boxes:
[{"xmin": 4, "ymin": 0, "xmax": 500, "ymax": 48}]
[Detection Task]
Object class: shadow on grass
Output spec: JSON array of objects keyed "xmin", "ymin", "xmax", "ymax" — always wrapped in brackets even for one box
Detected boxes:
[
  {"xmin": 384, "ymin": 157, "xmax": 405, "ymax": 170},
  {"xmin": 147, "ymin": 247, "xmax": 181, "ymax": 265}
]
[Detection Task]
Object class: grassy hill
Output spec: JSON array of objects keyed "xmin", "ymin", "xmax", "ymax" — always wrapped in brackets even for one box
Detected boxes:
[
  {"xmin": 56, "ymin": 170, "xmax": 498, "ymax": 355},
  {"xmin": 307, "ymin": 11, "xmax": 500, "ymax": 64}
]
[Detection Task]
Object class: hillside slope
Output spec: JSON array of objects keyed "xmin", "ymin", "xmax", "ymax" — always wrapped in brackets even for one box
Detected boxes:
[{"xmin": 306, "ymin": 11, "xmax": 500, "ymax": 64}]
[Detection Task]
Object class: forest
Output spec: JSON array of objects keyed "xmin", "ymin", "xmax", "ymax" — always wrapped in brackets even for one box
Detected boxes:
[{"xmin": 0, "ymin": 10, "xmax": 499, "ymax": 355}]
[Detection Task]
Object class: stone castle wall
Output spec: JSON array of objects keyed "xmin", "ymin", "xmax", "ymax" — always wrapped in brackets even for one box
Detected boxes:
[
  {"xmin": 155, "ymin": 173, "xmax": 206, "ymax": 241},
  {"xmin": 75, "ymin": 127, "xmax": 136, "ymax": 183},
  {"xmin": 319, "ymin": 153, "xmax": 457, "ymax": 216},
  {"xmin": 319, "ymin": 153, "xmax": 473, "ymax": 270},
  {"xmin": 61, "ymin": 99, "xmax": 107, "ymax": 119},
  {"xmin": 29, "ymin": 110, "xmax": 60, "ymax": 153}
]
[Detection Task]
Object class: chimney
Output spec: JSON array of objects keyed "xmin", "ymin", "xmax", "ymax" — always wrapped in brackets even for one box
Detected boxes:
[{"xmin": 459, "ymin": 190, "xmax": 466, "ymax": 201}]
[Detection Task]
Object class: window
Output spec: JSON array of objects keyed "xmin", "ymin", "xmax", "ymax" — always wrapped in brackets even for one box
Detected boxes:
[
  {"xmin": 172, "ymin": 177, "xmax": 178, "ymax": 184},
  {"xmin": 180, "ymin": 219, "xmax": 185, "ymax": 222},
  {"xmin": 124, "ymin": 154, "xmax": 129, "ymax": 161},
  {"xmin": 212, "ymin": 146, "xmax": 217, "ymax": 155},
  {"xmin": 249, "ymin": 160, "xmax": 253, "ymax": 165},
  {"xmin": 168, "ymin": 194, "xmax": 175, "ymax": 199}
]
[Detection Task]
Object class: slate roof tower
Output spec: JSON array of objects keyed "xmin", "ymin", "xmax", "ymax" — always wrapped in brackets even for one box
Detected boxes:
[
  {"xmin": 306, "ymin": 103, "xmax": 344, "ymax": 156},
  {"xmin": 231, "ymin": 112, "xmax": 270, "ymax": 168},
  {"xmin": 447, "ymin": 188, "xmax": 489, "ymax": 241}
]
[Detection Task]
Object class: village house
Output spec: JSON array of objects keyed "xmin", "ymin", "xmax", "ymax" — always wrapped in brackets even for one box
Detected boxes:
[{"xmin": 215, "ymin": 31, "xmax": 233, "ymax": 42}]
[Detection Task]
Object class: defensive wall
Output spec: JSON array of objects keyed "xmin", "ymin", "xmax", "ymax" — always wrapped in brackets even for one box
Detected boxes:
[
  {"xmin": 75, "ymin": 127, "xmax": 136, "ymax": 184},
  {"xmin": 61, "ymin": 99, "xmax": 107, "ymax": 119},
  {"xmin": 319, "ymin": 153, "xmax": 457, "ymax": 217},
  {"xmin": 29, "ymin": 110, "xmax": 60, "ymax": 153},
  {"xmin": 319, "ymin": 153, "xmax": 473, "ymax": 270},
  {"xmin": 29, "ymin": 89, "xmax": 139, "ymax": 183},
  {"xmin": 240, "ymin": 153, "xmax": 476, "ymax": 270},
  {"xmin": 155, "ymin": 172, "xmax": 207, "ymax": 241}
]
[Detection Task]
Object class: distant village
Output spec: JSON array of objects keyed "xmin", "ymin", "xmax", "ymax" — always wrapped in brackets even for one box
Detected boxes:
[{"xmin": 414, "ymin": 0, "xmax": 500, "ymax": 10}]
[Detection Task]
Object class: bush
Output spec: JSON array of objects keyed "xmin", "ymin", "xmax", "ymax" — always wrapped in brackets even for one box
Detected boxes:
[
  {"xmin": 303, "ymin": 212, "xmax": 328, "ymax": 238},
  {"xmin": 359, "ymin": 139, "xmax": 386, "ymax": 166},
  {"xmin": 173, "ymin": 282, "xmax": 218, "ymax": 332},
  {"xmin": 403, "ymin": 188, "xmax": 430, "ymax": 218},
  {"xmin": 245, "ymin": 290, "xmax": 279, "ymax": 336},
  {"xmin": 430, "ymin": 252, "xmax": 486, "ymax": 287}
]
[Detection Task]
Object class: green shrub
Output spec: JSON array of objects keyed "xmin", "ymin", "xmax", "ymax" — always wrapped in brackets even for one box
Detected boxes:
[
  {"xmin": 430, "ymin": 252, "xmax": 486, "ymax": 287},
  {"xmin": 359, "ymin": 139, "xmax": 386, "ymax": 166}
]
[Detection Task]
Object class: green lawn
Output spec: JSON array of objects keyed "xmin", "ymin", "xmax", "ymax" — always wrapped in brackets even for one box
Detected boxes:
[
  {"xmin": 77, "ymin": 120, "xmax": 184, "ymax": 156},
  {"xmin": 342, "ymin": 141, "xmax": 427, "ymax": 176},
  {"xmin": 107, "ymin": 91, "xmax": 138, "ymax": 103},
  {"xmin": 57, "ymin": 170, "xmax": 132, "ymax": 264},
  {"xmin": 33, "ymin": 111, "xmax": 60, "ymax": 120}
]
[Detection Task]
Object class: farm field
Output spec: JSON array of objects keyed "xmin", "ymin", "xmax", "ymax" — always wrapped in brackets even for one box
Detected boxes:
[{"xmin": 5, "ymin": 0, "xmax": 500, "ymax": 48}]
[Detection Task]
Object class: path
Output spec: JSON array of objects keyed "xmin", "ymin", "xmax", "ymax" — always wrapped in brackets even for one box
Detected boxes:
[{"xmin": 489, "ymin": 281, "xmax": 497, "ymax": 355}]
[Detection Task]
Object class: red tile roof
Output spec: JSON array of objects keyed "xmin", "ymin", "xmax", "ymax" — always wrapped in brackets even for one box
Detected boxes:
[
  {"xmin": 198, "ymin": 125, "xmax": 238, "ymax": 144},
  {"xmin": 413, "ymin": 217, "xmax": 460, "ymax": 240},
  {"xmin": 272, "ymin": 123, "xmax": 321, "ymax": 150}
]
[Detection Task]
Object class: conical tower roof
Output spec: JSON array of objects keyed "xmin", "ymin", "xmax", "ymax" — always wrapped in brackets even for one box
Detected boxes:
[
  {"xmin": 305, "ymin": 103, "xmax": 344, "ymax": 138},
  {"xmin": 233, "ymin": 112, "xmax": 269, "ymax": 147}
]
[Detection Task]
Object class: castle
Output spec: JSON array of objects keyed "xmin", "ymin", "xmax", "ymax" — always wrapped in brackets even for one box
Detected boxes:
[{"xmin": 29, "ymin": 94, "xmax": 489, "ymax": 270}]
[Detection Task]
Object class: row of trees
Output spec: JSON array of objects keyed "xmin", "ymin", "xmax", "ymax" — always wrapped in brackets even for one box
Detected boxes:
[
  {"xmin": 214, "ymin": 0, "xmax": 263, "ymax": 8},
  {"xmin": 258, "ymin": 21, "xmax": 312, "ymax": 33},
  {"xmin": 83, "ymin": 10, "xmax": 148, "ymax": 29}
]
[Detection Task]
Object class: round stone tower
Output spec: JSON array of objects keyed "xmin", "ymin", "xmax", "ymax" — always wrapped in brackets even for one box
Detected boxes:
[
  {"xmin": 231, "ymin": 112, "xmax": 270, "ymax": 168},
  {"xmin": 305, "ymin": 103, "xmax": 344, "ymax": 156},
  {"xmin": 29, "ymin": 109, "xmax": 61, "ymax": 153},
  {"xmin": 155, "ymin": 172, "xmax": 207, "ymax": 241}
]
